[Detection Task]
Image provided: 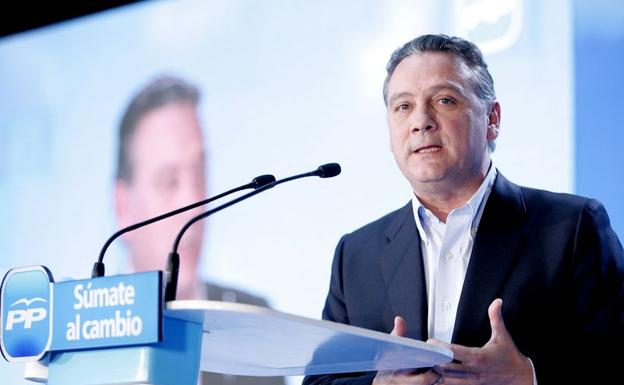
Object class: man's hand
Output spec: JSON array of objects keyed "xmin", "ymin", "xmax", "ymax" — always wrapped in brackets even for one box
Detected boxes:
[
  {"xmin": 428, "ymin": 299, "xmax": 534, "ymax": 385},
  {"xmin": 372, "ymin": 316, "xmax": 443, "ymax": 385}
]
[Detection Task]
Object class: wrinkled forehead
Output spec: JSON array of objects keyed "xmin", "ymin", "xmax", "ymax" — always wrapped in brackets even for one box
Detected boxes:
[{"xmin": 387, "ymin": 51, "xmax": 478, "ymax": 97}]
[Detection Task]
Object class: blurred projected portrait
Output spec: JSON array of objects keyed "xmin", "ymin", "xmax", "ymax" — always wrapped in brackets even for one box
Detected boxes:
[
  {"xmin": 114, "ymin": 75, "xmax": 207, "ymax": 300},
  {"xmin": 113, "ymin": 75, "xmax": 285, "ymax": 385}
]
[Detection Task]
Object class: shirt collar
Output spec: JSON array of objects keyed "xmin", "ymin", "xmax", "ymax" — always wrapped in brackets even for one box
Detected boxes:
[{"xmin": 411, "ymin": 163, "xmax": 497, "ymax": 243}]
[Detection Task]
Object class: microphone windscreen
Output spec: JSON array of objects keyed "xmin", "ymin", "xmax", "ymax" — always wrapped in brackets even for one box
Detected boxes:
[
  {"xmin": 252, "ymin": 174, "xmax": 277, "ymax": 188},
  {"xmin": 317, "ymin": 163, "xmax": 341, "ymax": 178}
]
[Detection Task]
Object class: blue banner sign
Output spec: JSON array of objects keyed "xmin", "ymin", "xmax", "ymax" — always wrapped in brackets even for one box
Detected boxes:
[
  {"xmin": 51, "ymin": 271, "xmax": 162, "ymax": 351},
  {"xmin": 1, "ymin": 268, "xmax": 162, "ymax": 362},
  {"xmin": 1, "ymin": 266, "xmax": 54, "ymax": 362}
]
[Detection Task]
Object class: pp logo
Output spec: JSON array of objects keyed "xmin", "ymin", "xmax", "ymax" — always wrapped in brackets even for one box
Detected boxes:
[{"xmin": 1, "ymin": 266, "xmax": 54, "ymax": 362}]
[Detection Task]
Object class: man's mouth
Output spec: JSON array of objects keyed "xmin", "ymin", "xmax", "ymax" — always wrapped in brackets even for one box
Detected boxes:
[{"xmin": 414, "ymin": 145, "xmax": 442, "ymax": 154}]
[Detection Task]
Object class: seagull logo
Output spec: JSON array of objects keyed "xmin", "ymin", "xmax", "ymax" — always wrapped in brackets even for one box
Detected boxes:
[
  {"xmin": 1, "ymin": 266, "xmax": 54, "ymax": 362},
  {"xmin": 10, "ymin": 297, "xmax": 48, "ymax": 307}
]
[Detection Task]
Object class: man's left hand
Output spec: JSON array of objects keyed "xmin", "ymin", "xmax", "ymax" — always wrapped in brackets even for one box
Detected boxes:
[{"xmin": 427, "ymin": 299, "xmax": 534, "ymax": 385}]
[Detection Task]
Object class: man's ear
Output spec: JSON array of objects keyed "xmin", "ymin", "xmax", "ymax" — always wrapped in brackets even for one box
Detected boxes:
[{"xmin": 487, "ymin": 101, "xmax": 501, "ymax": 141}]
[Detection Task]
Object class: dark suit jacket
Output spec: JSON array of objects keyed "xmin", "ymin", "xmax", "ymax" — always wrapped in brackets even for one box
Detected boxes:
[{"xmin": 303, "ymin": 173, "xmax": 624, "ymax": 385}]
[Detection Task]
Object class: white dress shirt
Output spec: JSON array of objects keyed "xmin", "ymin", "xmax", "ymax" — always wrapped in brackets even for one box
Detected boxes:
[{"xmin": 411, "ymin": 165, "xmax": 497, "ymax": 342}]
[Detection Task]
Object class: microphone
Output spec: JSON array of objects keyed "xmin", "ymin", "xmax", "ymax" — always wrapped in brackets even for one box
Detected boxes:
[
  {"xmin": 275, "ymin": 162, "xmax": 341, "ymax": 184},
  {"xmin": 316, "ymin": 162, "xmax": 341, "ymax": 178},
  {"xmin": 164, "ymin": 162, "xmax": 341, "ymax": 301},
  {"xmin": 91, "ymin": 174, "xmax": 276, "ymax": 278}
]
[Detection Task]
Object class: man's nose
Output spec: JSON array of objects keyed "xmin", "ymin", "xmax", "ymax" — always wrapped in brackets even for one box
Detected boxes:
[{"xmin": 410, "ymin": 108, "xmax": 437, "ymax": 133}]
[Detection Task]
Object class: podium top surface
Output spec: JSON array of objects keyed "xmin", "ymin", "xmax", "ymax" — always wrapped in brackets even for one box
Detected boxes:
[{"xmin": 165, "ymin": 300, "xmax": 453, "ymax": 377}]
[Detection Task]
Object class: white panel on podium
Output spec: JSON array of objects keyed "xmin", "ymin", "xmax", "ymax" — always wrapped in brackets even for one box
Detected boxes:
[{"xmin": 166, "ymin": 300, "xmax": 453, "ymax": 377}]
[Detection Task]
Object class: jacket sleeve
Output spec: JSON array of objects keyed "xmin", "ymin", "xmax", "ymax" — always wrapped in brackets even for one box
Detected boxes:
[
  {"xmin": 570, "ymin": 199, "xmax": 624, "ymax": 335},
  {"xmin": 570, "ymin": 200, "xmax": 624, "ymax": 357},
  {"xmin": 535, "ymin": 199, "xmax": 624, "ymax": 384}
]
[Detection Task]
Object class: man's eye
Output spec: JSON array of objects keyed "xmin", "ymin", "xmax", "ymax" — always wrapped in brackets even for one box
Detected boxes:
[
  {"xmin": 395, "ymin": 103, "xmax": 410, "ymax": 112},
  {"xmin": 438, "ymin": 97, "xmax": 454, "ymax": 105}
]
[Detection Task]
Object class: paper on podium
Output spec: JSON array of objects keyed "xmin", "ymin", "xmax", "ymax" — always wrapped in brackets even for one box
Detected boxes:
[{"xmin": 166, "ymin": 300, "xmax": 453, "ymax": 377}]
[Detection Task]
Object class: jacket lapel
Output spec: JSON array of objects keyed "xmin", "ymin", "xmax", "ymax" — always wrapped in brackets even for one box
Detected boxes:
[
  {"xmin": 378, "ymin": 202, "xmax": 429, "ymax": 341},
  {"xmin": 452, "ymin": 173, "xmax": 527, "ymax": 345}
]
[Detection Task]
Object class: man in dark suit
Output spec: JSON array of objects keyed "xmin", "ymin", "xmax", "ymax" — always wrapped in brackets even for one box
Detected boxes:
[{"xmin": 303, "ymin": 34, "xmax": 624, "ymax": 385}]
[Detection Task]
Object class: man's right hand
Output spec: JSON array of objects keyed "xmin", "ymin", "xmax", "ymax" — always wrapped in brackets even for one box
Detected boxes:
[{"xmin": 372, "ymin": 316, "xmax": 442, "ymax": 385}]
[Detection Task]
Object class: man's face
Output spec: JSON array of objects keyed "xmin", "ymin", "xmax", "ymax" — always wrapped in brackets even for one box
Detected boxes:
[
  {"xmin": 386, "ymin": 52, "xmax": 499, "ymax": 195},
  {"xmin": 116, "ymin": 102, "xmax": 206, "ymax": 285}
]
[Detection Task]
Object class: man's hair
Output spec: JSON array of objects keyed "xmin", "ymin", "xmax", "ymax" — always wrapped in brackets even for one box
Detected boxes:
[
  {"xmin": 383, "ymin": 34, "xmax": 496, "ymax": 106},
  {"xmin": 383, "ymin": 34, "xmax": 497, "ymax": 150},
  {"xmin": 116, "ymin": 75, "xmax": 200, "ymax": 182}
]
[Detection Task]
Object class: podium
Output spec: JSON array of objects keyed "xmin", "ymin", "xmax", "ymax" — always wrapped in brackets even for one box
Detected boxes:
[
  {"xmin": 1, "ymin": 268, "xmax": 453, "ymax": 384},
  {"xmin": 46, "ymin": 301, "xmax": 452, "ymax": 384}
]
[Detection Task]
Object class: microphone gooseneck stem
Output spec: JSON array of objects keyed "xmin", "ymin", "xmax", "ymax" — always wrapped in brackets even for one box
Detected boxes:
[
  {"xmin": 165, "ymin": 163, "xmax": 341, "ymax": 302},
  {"xmin": 165, "ymin": 182, "xmax": 276, "ymax": 302},
  {"xmin": 171, "ymin": 170, "xmax": 320, "ymax": 255},
  {"xmin": 92, "ymin": 186, "xmax": 247, "ymax": 278},
  {"xmin": 171, "ymin": 181, "xmax": 277, "ymax": 255},
  {"xmin": 92, "ymin": 174, "xmax": 276, "ymax": 278}
]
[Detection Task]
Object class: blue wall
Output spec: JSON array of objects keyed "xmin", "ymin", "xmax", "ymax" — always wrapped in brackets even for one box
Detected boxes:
[{"xmin": 574, "ymin": 0, "xmax": 624, "ymax": 238}]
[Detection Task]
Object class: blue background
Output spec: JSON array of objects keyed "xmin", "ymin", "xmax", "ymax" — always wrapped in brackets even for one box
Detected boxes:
[
  {"xmin": 1, "ymin": 0, "xmax": 623, "ymax": 384},
  {"xmin": 574, "ymin": 0, "xmax": 624, "ymax": 238}
]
